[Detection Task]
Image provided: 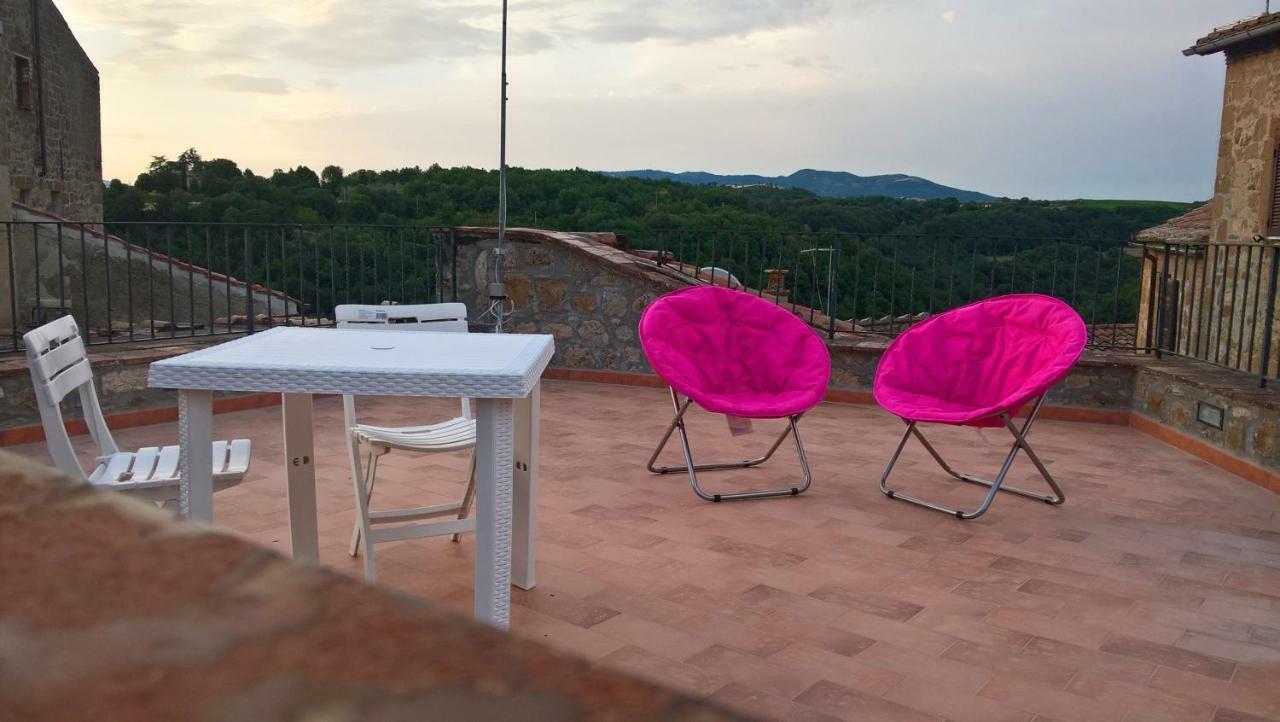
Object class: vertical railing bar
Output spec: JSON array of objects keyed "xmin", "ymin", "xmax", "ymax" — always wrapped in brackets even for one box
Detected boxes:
[
  {"xmin": 166, "ymin": 226, "xmax": 176, "ymax": 339},
  {"xmin": 1050, "ymin": 241, "xmax": 1059, "ymax": 297},
  {"xmin": 927, "ymin": 237, "xmax": 938, "ymax": 314},
  {"xmin": 186, "ymin": 226, "xmax": 195, "ymax": 339},
  {"xmin": 828, "ymin": 235, "xmax": 841, "ymax": 339},
  {"xmin": 1089, "ymin": 238, "xmax": 1103, "ymax": 347},
  {"xmin": 1010, "ymin": 237, "xmax": 1019, "ymax": 294},
  {"xmin": 888, "ymin": 241, "xmax": 899, "ymax": 334},
  {"xmin": 102, "ymin": 224, "xmax": 112, "ymax": 344},
  {"xmin": 204, "ymin": 227, "xmax": 213, "ymax": 337},
  {"xmin": 987, "ymin": 236, "xmax": 997, "ymax": 299},
  {"xmin": 1187, "ymin": 243, "xmax": 1204, "ymax": 358},
  {"xmin": 263, "ymin": 228, "xmax": 273, "ymax": 328},
  {"xmin": 790, "ymin": 237, "xmax": 800, "ymax": 315},
  {"xmin": 31, "ymin": 223, "xmax": 40, "ymax": 335},
  {"xmin": 223, "ymin": 228, "xmax": 231, "ymax": 334},
  {"xmin": 449, "ymin": 228, "xmax": 458, "ymax": 302},
  {"xmin": 8, "ymin": 223, "xmax": 20, "ymax": 350},
  {"xmin": 313, "ymin": 227, "xmax": 321, "ymax": 324},
  {"xmin": 1206, "ymin": 245, "xmax": 1221, "ymax": 361},
  {"xmin": 1110, "ymin": 243, "xmax": 1123, "ymax": 348},
  {"xmin": 1070, "ymin": 242, "xmax": 1082, "ymax": 309},
  {"xmin": 56, "ymin": 223, "xmax": 67, "ymax": 332},
  {"xmin": 1256, "ymin": 244, "xmax": 1279, "ymax": 385},
  {"xmin": 1224, "ymin": 245, "xmax": 1243, "ymax": 367},
  {"xmin": 328, "ymin": 226, "xmax": 337, "ymax": 319},
  {"xmin": 870, "ymin": 239, "xmax": 881, "ymax": 326},
  {"xmin": 1155, "ymin": 244, "xmax": 1170, "ymax": 357},
  {"xmin": 78, "ymin": 224, "xmax": 90, "ymax": 343},
  {"xmin": 144, "ymin": 225, "xmax": 155, "ymax": 339},
  {"xmin": 1235, "ymin": 244, "xmax": 1253, "ymax": 370},
  {"xmin": 243, "ymin": 228, "xmax": 255, "ymax": 335},
  {"xmin": 1211, "ymin": 245, "xmax": 1226, "ymax": 365},
  {"xmin": 1248, "ymin": 244, "xmax": 1265, "ymax": 373},
  {"xmin": 123, "ymin": 227, "xmax": 136, "ymax": 341},
  {"xmin": 967, "ymin": 237, "xmax": 977, "ymax": 303},
  {"xmin": 280, "ymin": 227, "xmax": 289, "ymax": 326}
]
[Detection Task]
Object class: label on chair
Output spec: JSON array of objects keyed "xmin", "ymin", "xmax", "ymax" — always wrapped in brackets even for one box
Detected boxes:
[{"xmin": 725, "ymin": 415, "xmax": 753, "ymax": 436}]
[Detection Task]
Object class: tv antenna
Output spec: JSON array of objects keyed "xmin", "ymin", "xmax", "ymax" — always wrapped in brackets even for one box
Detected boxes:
[{"xmin": 487, "ymin": 0, "xmax": 511, "ymax": 332}]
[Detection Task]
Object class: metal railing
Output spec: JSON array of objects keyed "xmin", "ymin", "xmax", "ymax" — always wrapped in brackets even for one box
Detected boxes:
[
  {"xmin": 1138, "ymin": 239, "xmax": 1280, "ymax": 385},
  {"xmin": 646, "ymin": 230, "xmax": 1142, "ymax": 350},
  {"xmin": 2, "ymin": 221, "xmax": 449, "ymax": 352}
]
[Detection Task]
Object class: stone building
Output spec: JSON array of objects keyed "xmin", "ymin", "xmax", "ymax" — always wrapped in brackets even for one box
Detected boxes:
[
  {"xmin": 0, "ymin": 0, "xmax": 103, "ymax": 223},
  {"xmin": 1136, "ymin": 12, "xmax": 1280, "ymax": 378}
]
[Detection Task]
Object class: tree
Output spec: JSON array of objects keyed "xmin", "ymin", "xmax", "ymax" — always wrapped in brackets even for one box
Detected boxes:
[{"xmin": 321, "ymin": 165, "xmax": 344, "ymax": 190}]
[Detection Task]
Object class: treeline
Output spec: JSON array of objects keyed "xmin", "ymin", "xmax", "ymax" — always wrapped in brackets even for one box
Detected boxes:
[
  {"xmin": 103, "ymin": 149, "xmax": 1194, "ymax": 325},
  {"xmin": 106, "ymin": 149, "xmax": 1191, "ymax": 242}
]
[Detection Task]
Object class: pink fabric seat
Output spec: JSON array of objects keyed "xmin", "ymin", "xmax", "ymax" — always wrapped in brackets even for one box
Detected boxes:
[
  {"xmin": 874, "ymin": 294, "xmax": 1087, "ymax": 427},
  {"xmin": 639, "ymin": 286, "xmax": 831, "ymax": 419}
]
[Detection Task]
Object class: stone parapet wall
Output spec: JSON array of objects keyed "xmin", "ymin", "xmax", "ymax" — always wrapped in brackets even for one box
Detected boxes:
[
  {"xmin": 2, "ymin": 227, "xmax": 1274, "ymax": 483},
  {"xmin": 1133, "ymin": 359, "xmax": 1280, "ymax": 472},
  {"xmin": 0, "ymin": 450, "xmax": 737, "ymax": 721}
]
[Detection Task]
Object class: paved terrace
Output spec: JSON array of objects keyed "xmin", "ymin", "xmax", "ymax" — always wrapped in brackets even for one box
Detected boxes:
[{"xmin": 11, "ymin": 379, "xmax": 1280, "ymax": 722}]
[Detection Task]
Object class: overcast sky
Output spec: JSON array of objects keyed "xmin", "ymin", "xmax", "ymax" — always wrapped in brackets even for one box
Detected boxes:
[{"xmin": 59, "ymin": 0, "xmax": 1265, "ymax": 201}]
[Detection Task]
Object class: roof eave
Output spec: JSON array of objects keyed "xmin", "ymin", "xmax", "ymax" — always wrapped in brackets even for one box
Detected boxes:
[{"xmin": 1185, "ymin": 18, "xmax": 1280, "ymax": 56}]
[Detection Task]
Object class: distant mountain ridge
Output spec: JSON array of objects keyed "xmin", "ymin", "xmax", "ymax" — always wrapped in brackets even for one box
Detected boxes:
[{"xmin": 602, "ymin": 168, "xmax": 995, "ymax": 202}]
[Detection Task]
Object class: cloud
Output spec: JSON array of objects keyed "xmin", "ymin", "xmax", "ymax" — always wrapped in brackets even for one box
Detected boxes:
[
  {"xmin": 577, "ymin": 0, "xmax": 830, "ymax": 44},
  {"xmin": 205, "ymin": 74, "xmax": 290, "ymax": 94},
  {"xmin": 941, "ymin": 10, "xmax": 957, "ymax": 24}
]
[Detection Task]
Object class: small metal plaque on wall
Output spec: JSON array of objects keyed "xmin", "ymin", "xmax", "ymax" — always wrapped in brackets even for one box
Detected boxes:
[{"xmin": 1196, "ymin": 401, "xmax": 1224, "ymax": 430}]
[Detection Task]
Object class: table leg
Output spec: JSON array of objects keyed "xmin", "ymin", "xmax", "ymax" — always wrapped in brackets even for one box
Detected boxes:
[
  {"xmin": 474, "ymin": 397, "xmax": 514, "ymax": 629},
  {"xmin": 178, "ymin": 389, "xmax": 214, "ymax": 522},
  {"xmin": 512, "ymin": 382, "xmax": 539, "ymax": 590},
  {"xmin": 282, "ymin": 393, "xmax": 319, "ymax": 564}
]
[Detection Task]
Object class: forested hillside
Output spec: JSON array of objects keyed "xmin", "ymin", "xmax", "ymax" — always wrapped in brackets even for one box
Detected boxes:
[
  {"xmin": 102, "ymin": 150, "xmax": 1194, "ymax": 327},
  {"xmin": 106, "ymin": 150, "xmax": 1191, "ymax": 244}
]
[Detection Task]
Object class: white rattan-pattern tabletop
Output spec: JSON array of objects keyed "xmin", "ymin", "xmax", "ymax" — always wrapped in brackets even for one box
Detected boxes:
[{"xmin": 148, "ymin": 327, "xmax": 555, "ymax": 398}]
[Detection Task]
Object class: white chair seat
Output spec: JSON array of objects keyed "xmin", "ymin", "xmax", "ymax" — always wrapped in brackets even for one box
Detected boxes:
[
  {"xmin": 87, "ymin": 439, "xmax": 252, "ymax": 491},
  {"xmin": 354, "ymin": 417, "xmax": 475, "ymax": 453}
]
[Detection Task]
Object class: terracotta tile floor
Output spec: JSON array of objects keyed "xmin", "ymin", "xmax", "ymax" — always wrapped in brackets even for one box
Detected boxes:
[{"xmin": 13, "ymin": 379, "xmax": 1280, "ymax": 722}]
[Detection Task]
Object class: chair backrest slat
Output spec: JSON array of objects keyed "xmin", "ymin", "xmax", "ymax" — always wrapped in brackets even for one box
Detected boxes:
[
  {"xmin": 334, "ymin": 303, "xmax": 468, "ymax": 333},
  {"xmin": 23, "ymin": 315, "xmax": 118, "ymax": 479},
  {"xmin": 335, "ymin": 304, "xmax": 472, "ymax": 422}
]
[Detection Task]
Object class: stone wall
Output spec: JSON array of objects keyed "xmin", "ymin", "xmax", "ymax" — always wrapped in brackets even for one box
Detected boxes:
[
  {"xmin": 1133, "ymin": 359, "xmax": 1280, "ymax": 471},
  {"xmin": 443, "ymin": 227, "xmax": 687, "ymax": 373},
  {"xmin": 0, "ymin": 0, "xmax": 102, "ymax": 222},
  {"xmin": 0, "ymin": 339, "xmax": 256, "ymax": 429},
  {"xmin": 0, "ymin": 451, "xmax": 732, "ymax": 721}
]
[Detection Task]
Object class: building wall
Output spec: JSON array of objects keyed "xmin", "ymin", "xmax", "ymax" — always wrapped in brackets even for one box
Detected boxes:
[
  {"xmin": 0, "ymin": 0, "xmax": 102, "ymax": 222},
  {"xmin": 1135, "ymin": 41, "xmax": 1280, "ymax": 375}
]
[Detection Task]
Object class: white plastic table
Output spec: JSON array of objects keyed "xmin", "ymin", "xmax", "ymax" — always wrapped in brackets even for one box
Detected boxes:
[{"xmin": 148, "ymin": 327, "xmax": 554, "ymax": 629}]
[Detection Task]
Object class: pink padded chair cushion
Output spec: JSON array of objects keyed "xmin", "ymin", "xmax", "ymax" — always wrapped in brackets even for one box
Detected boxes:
[
  {"xmin": 639, "ymin": 286, "xmax": 832, "ymax": 419},
  {"xmin": 873, "ymin": 294, "xmax": 1086, "ymax": 427}
]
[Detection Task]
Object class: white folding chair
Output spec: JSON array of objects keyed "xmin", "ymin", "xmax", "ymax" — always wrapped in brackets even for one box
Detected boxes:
[
  {"xmin": 23, "ymin": 315, "xmax": 251, "ymax": 505},
  {"xmin": 336, "ymin": 303, "xmax": 478, "ymax": 583}
]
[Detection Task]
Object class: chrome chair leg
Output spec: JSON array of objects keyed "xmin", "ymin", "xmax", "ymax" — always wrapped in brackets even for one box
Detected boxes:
[
  {"xmin": 879, "ymin": 394, "xmax": 1064, "ymax": 520},
  {"xmin": 647, "ymin": 388, "xmax": 813, "ymax": 502}
]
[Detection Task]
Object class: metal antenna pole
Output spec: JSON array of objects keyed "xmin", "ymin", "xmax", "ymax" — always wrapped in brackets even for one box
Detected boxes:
[{"xmin": 490, "ymin": 0, "xmax": 510, "ymax": 332}]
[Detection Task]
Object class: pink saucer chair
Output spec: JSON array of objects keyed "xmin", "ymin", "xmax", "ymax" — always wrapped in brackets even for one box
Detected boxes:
[
  {"xmin": 873, "ymin": 294, "xmax": 1086, "ymax": 519},
  {"xmin": 639, "ymin": 286, "xmax": 832, "ymax": 501}
]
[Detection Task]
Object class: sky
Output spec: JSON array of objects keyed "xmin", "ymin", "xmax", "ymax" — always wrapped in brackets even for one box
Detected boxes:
[{"xmin": 56, "ymin": 0, "xmax": 1267, "ymax": 201}]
